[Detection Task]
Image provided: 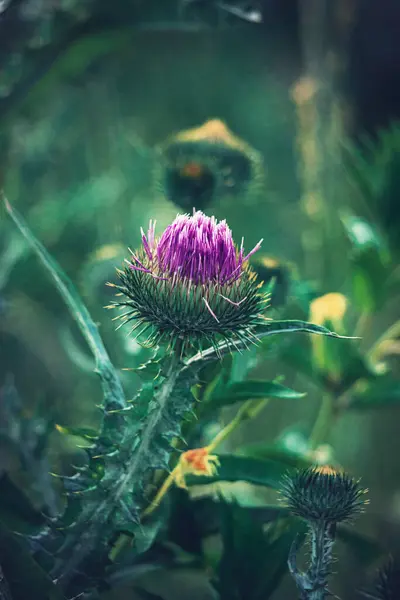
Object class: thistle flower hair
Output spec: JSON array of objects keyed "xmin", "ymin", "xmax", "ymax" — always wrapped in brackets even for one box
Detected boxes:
[
  {"xmin": 280, "ymin": 465, "xmax": 368, "ymax": 524},
  {"xmin": 108, "ymin": 210, "xmax": 269, "ymax": 353}
]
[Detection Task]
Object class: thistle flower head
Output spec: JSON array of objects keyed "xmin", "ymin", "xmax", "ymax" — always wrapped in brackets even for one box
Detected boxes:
[
  {"xmin": 109, "ymin": 210, "xmax": 268, "ymax": 353},
  {"xmin": 156, "ymin": 119, "xmax": 264, "ymax": 210},
  {"xmin": 280, "ymin": 465, "xmax": 368, "ymax": 524}
]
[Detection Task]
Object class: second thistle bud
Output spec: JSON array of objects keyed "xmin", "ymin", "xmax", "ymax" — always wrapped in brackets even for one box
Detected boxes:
[{"xmin": 280, "ymin": 465, "xmax": 368, "ymax": 524}]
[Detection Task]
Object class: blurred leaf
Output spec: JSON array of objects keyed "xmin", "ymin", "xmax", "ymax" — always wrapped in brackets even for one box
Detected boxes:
[
  {"xmin": 238, "ymin": 443, "xmax": 312, "ymax": 469},
  {"xmin": 349, "ymin": 376, "xmax": 400, "ymax": 409},
  {"xmin": 5, "ymin": 30, "xmax": 133, "ymax": 119},
  {"xmin": 279, "ymin": 341, "xmax": 326, "ymax": 386},
  {"xmin": 230, "ymin": 347, "xmax": 258, "ymax": 383},
  {"xmin": 0, "ymin": 520, "xmax": 65, "ymax": 600},
  {"xmin": 217, "ymin": 505, "xmax": 306, "ymax": 600},
  {"xmin": 341, "ymin": 214, "xmax": 390, "ymax": 312},
  {"xmin": 337, "ymin": 526, "xmax": 383, "ymax": 566},
  {"xmin": 3, "ymin": 198, "xmax": 126, "ymax": 412},
  {"xmin": 0, "ymin": 475, "xmax": 45, "ymax": 534},
  {"xmin": 281, "ymin": 330, "xmax": 375, "ymax": 394},
  {"xmin": 213, "ymin": 380, "xmax": 305, "ymax": 408},
  {"xmin": 186, "ymin": 454, "xmax": 294, "ymax": 489}
]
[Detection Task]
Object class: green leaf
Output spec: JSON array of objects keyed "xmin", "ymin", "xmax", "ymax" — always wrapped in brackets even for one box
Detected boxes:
[
  {"xmin": 0, "ymin": 520, "xmax": 65, "ymax": 600},
  {"xmin": 238, "ymin": 443, "xmax": 312, "ymax": 469},
  {"xmin": 341, "ymin": 214, "xmax": 390, "ymax": 312},
  {"xmin": 255, "ymin": 319, "xmax": 350, "ymax": 339},
  {"xmin": 185, "ymin": 454, "xmax": 294, "ymax": 489},
  {"xmin": 217, "ymin": 505, "xmax": 306, "ymax": 600},
  {"xmin": 213, "ymin": 380, "xmax": 305, "ymax": 407},
  {"xmin": 349, "ymin": 376, "xmax": 400, "ymax": 409},
  {"xmin": 337, "ymin": 525, "xmax": 383, "ymax": 566},
  {"xmin": 3, "ymin": 197, "xmax": 126, "ymax": 411},
  {"xmin": 187, "ymin": 320, "xmax": 351, "ymax": 368}
]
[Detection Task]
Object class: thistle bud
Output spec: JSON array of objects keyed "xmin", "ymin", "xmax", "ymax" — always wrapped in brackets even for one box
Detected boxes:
[
  {"xmin": 109, "ymin": 210, "xmax": 269, "ymax": 353},
  {"xmin": 280, "ymin": 465, "xmax": 368, "ymax": 524}
]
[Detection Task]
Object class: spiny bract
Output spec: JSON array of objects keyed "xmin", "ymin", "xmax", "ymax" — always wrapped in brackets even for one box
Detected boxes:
[
  {"xmin": 280, "ymin": 465, "xmax": 368, "ymax": 524},
  {"xmin": 108, "ymin": 210, "xmax": 269, "ymax": 353}
]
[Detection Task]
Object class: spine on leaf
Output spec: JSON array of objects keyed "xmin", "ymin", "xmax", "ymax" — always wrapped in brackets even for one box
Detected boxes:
[{"xmin": 50, "ymin": 353, "xmax": 199, "ymax": 590}]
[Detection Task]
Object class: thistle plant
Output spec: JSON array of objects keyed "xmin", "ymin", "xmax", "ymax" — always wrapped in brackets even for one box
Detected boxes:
[
  {"xmin": 3, "ymin": 195, "xmax": 352, "ymax": 599},
  {"xmin": 109, "ymin": 210, "xmax": 267, "ymax": 353},
  {"xmin": 281, "ymin": 466, "xmax": 369, "ymax": 600}
]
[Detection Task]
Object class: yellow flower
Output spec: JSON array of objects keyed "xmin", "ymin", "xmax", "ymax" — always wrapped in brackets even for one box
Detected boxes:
[
  {"xmin": 309, "ymin": 293, "xmax": 348, "ymax": 377},
  {"xmin": 310, "ymin": 293, "xmax": 348, "ymax": 332}
]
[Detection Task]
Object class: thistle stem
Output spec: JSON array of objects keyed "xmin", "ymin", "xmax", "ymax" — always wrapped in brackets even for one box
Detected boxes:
[
  {"xmin": 289, "ymin": 521, "xmax": 336, "ymax": 600},
  {"xmin": 308, "ymin": 522, "xmax": 335, "ymax": 599}
]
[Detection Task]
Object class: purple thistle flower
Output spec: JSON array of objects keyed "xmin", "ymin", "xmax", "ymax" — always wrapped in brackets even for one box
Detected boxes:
[
  {"xmin": 109, "ymin": 211, "xmax": 269, "ymax": 353},
  {"xmin": 131, "ymin": 211, "xmax": 262, "ymax": 286}
]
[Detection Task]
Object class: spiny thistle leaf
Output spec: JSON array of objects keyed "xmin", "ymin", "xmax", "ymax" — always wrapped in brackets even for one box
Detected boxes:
[
  {"xmin": 3, "ymin": 198, "xmax": 202, "ymax": 595},
  {"xmin": 51, "ymin": 357, "xmax": 201, "ymax": 589}
]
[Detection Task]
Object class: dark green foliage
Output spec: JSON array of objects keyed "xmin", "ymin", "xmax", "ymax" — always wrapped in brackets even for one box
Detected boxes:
[
  {"xmin": 335, "ymin": 527, "xmax": 383, "ymax": 567},
  {"xmin": 361, "ymin": 558, "xmax": 400, "ymax": 600},
  {"xmin": 281, "ymin": 467, "xmax": 368, "ymax": 524},
  {"xmin": 216, "ymin": 504, "xmax": 307, "ymax": 600},
  {"xmin": 0, "ymin": 520, "xmax": 65, "ymax": 600}
]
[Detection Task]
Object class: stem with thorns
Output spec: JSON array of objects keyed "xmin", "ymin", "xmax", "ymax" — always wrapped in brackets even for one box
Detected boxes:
[{"xmin": 289, "ymin": 521, "xmax": 336, "ymax": 600}]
